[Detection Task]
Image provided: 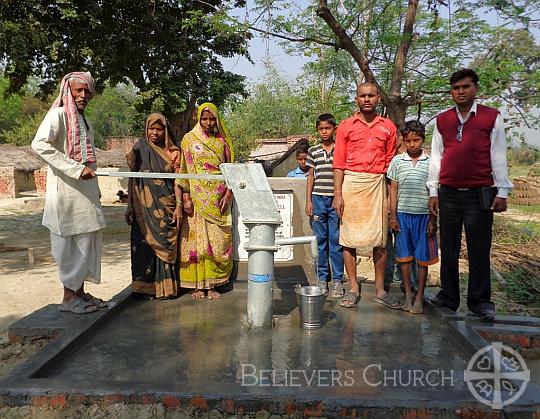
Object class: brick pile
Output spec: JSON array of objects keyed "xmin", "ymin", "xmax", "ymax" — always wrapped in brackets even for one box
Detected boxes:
[{"xmin": 509, "ymin": 177, "xmax": 540, "ymax": 206}]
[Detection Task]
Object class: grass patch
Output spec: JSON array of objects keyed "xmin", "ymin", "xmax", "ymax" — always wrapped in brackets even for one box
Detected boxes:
[
  {"xmin": 509, "ymin": 204, "xmax": 540, "ymax": 215},
  {"xmin": 491, "ymin": 217, "xmax": 539, "ymax": 316},
  {"xmin": 501, "ymin": 268, "xmax": 539, "ymax": 306},
  {"xmin": 509, "ymin": 163, "xmax": 533, "ymax": 178},
  {"xmin": 493, "ymin": 217, "xmax": 538, "ymax": 243}
]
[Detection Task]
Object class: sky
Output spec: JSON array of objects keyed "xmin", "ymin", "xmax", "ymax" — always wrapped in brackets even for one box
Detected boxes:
[{"xmin": 222, "ymin": 36, "xmax": 306, "ymax": 84}]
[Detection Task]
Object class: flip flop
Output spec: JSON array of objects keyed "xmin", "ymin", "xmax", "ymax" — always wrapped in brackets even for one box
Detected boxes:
[
  {"xmin": 340, "ymin": 291, "xmax": 360, "ymax": 308},
  {"xmin": 58, "ymin": 297, "xmax": 98, "ymax": 314},
  {"xmin": 372, "ymin": 293, "xmax": 401, "ymax": 310},
  {"xmin": 84, "ymin": 293, "xmax": 108, "ymax": 308},
  {"xmin": 330, "ymin": 282, "xmax": 345, "ymax": 298}
]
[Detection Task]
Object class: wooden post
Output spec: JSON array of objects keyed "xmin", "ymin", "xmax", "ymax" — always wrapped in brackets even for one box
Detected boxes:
[{"xmin": 28, "ymin": 247, "xmax": 35, "ymax": 266}]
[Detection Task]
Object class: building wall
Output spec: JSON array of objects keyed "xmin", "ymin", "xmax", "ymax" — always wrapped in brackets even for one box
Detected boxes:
[
  {"xmin": 105, "ymin": 137, "xmax": 137, "ymax": 154},
  {"xmin": 34, "ymin": 168, "xmax": 47, "ymax": 194},
  {"xmin": 272, "ymin": 153, "xmax": 301, "ymax": 177},
  {"xmin": 15, "ymin": 170, "xmax": 36, "ymax": 193},
  {"xmin": 0, "ymin": 167, "xmax": 16, "ymax": 198}
]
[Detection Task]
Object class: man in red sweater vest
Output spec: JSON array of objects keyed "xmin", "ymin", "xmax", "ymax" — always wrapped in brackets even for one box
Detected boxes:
[{"xmin": 426, "ymin": 68, "xmax": 513, "ymax": 321}]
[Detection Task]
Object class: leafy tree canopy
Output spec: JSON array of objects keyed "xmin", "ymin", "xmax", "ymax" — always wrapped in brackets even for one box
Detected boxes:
[
  {"xmin": 0, "ymin": 0, "xmax": 251, "ymax": 138},
  {"xmin": 250, "ymin": 0, "xmax": 540, "ymax": 129},
  {"xmin": 225, "ymin": 62, "xmax": 353, "ymax": 159},
  {"xmin": 0, "ymin": 72, "xmax": 140, "ymax": 148}
]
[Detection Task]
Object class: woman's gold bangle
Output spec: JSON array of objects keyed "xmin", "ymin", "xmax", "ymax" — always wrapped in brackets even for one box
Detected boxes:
[{"xmin": 176, "ymin": 199, "xmax": 183, "ymax": 207}]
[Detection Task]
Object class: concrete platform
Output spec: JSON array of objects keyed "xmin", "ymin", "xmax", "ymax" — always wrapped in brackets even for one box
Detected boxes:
[{"xmin": 1, "ymin": 283, "xmax": 539, "ymax": 416}]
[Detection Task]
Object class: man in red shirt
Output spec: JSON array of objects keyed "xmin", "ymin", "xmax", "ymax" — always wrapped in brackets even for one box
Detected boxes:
[{"xmin": 333, "ymin": 82, "xmax": 398, "ymax": 309}]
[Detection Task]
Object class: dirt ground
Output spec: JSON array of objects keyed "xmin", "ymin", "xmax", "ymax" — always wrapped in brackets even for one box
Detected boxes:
[{"xmin": 0, "ymin": 197, "xmax": 131, "ymax": 377}]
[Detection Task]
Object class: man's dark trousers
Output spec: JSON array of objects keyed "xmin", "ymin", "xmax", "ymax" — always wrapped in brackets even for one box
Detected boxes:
[{"xmin": 436, "ymin": 186, "xmax": 494, "ymax": 312}]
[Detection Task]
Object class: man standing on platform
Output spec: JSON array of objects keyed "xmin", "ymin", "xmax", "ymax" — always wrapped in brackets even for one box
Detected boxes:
[
  {"xmin": 333, "ymin": 82, "xmax": 399, "ymax": 309},
  {"xmin": 426, "ymin": 68, "xmax": 513, "ymax": 321},
  {"xmin": 32, "ymin": 72, "xmax": 107, "ymax": 314}
]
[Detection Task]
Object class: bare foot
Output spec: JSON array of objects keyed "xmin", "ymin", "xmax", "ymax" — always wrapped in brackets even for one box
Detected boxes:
[
  {"xmin": 401, "ymin": 294, "xmax": 413, "ymax": 312},
  {"xmin": 410, "ymin": 298, "xmax": 424, "ymax": 314},
  {"xmin": 190, "ymin": 290, "xmax": 205, "ymax": 300},
  {"xmin": 207, "ymin": 289, "xmax": 221, "ymax": 300}
]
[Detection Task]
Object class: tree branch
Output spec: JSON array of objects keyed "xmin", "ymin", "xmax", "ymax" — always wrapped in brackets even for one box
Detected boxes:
[
  {"xmin": 390, "ymin": 0, "xmax": 419, "ymax": 98},
  {"xmin": 316, "ymin": 0, "xmax": 390, "ymax": 104},
  {"xmin": 249, "ymin": 26, "xmax": 339, "ymax": 48},
  {"xmin": 494, "ymin": 95, "xmax": 532, "ymax": 129}
]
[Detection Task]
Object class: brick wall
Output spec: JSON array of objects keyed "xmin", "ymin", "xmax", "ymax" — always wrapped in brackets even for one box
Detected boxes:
[
  {"xmin": 105, "ymin": 136, "xmax": 137, "ymax": 153},
  {"xmin": 0, "ymin": 166, "xmax": 16, "ymax": 198},
  {"xmin": 34, "ymin": 167, "xmax": 48, "ymax": 194}
]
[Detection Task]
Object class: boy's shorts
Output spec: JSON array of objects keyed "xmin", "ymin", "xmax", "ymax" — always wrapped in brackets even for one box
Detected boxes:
[{"xmin": 395, "ymin": 212, "xmax": 439, "ymax": 266}]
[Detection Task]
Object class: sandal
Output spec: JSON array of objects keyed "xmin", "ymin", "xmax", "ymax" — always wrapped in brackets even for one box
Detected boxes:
[
  {"xmin": 84, "ymin": 293, "xmax": 108, "ymax": 308},
  {"xmin": 58, "ymin": 297, "xmax": 98, "ymax": 314},
  {"xmin": 330, "ymin": 282, "xmax": 345, "ymax": 298},
  {"xmin": 340, "ymin": 291, "xmax": 360, "ymax": 308},
  {"xmin": 372, "ymin": 293, "xmax": 401, "ymax": 310}
]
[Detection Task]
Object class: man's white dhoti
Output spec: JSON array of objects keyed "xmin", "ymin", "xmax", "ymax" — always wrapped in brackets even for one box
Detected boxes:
[
  {"xmin": 339, "ymin": 171, "xmax": 387, "ymax": 248},
  {"xmin": 51, "ymin": 231, "xmax": 102, "ymax": 291}
]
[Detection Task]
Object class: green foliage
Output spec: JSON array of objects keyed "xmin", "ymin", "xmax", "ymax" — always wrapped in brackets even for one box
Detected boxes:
[
  {"xmin": 500, "ymin": 267, "xmax": 540, "ymax": 307},
  {"xmin": 225, "ymin": 63, "xmax": 354, "ymax": 159},
  {"xmin": 85, "ymin": 83, "xmax": 142, "ymax": 148},
  {"xmin": 491, "ymin": 217, "xmax": 540, "ymax": 313},
  {"xmin": 0, "ymin": 73, "xmax": 141, "ymax": 148},
  {"xmin": 471, "ymin": 28, "xmax": 540, "ymax": 131},
  {"xmin": 509, "ymin": 204, "xmax": 540, "ymax": 215},
  {"xmin": 225, "ymin": 65, "xmax": 306, "ymax": 159},
  {"xmin": 255, "ymin": 0, "xmax": 540, "ymax": 128},
  {"xmin": 0, "ymin": 82, "xmax": 50, "ymax": 146},
  {"xmin": 0, "ymin": 77, "xmax": 23, "ymax": 136},
  {"xmin": 0, "ymin": 0, "xmax": 250, "ymax": 136}
]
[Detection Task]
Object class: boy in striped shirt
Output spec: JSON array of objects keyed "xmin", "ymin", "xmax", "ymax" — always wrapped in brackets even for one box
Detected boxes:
[
  {"xmin": 306, "ymin": 114, "xmax": 344, "ymax": 298},
  {"xmin": 387, "ymin": 121, "xmax": 438, "ymax": 314}
]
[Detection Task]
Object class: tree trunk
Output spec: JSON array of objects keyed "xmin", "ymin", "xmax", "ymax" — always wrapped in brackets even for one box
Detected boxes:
[
  {"xmin": 169, "ymin": 97, "xmax": 197, "ymax": 145},
  {"xmin": 385, "ymin": 98, "xmax": 406, "ymax": 130}
]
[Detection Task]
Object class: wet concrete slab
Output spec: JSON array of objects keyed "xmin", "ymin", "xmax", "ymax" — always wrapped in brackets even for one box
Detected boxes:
[{"xmin": 1, "ymin": 283, "xmax": 539, "ymax": 415}]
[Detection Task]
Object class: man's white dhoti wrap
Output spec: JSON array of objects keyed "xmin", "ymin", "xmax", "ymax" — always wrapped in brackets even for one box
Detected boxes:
[
  {"xmin": 339, "ymin": 171, "xmax": 387, "ymax": 248},
  {"xmin": 51, "ymin": 231, "xmax": 102, "ymax": 291}
]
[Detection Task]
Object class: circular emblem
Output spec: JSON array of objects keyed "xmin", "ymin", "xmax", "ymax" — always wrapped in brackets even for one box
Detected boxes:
[{"xmin": 464, "ymin": 342, "xmax": 530, "ymax": 409}]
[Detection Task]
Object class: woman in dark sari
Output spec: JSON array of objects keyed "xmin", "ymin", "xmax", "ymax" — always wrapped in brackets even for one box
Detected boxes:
[{"xmin": 125, "ymin": 113, "xmax": 182, "ymax": 299}]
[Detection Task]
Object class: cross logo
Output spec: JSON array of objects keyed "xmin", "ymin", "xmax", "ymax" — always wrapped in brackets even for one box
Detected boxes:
[{"xmin": 464, "ymin": 342, "xmax": 530, "ymax": 409}]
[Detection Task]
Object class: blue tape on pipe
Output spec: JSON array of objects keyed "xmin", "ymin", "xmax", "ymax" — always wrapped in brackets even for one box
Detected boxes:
[{"xmin": 249, "ymin": 273, "xmax": 273, "ymax": 283}]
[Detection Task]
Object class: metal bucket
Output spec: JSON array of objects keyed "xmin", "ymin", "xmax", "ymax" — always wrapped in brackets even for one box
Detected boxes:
[{"xmin": 295, "ymin": 285, "xmax": 327, "ymax": 329}]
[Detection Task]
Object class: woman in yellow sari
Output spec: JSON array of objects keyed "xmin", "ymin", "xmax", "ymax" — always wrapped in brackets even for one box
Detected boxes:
[{"xmin": 175, "ymin": 103, "xmax": 234, "ymax": 300}]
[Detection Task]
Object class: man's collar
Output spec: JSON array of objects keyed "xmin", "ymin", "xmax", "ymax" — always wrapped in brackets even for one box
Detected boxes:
[
  {"xmin": 353, "ymin": 112, "xmax": 382, "ymax": 124},
  {"xmin": 399, "ymin": 151, "xmax": 429, "ymax": 161},
  {"xmin": 454, "ymin": 101, "xmax": 477, "ymax": 116}
]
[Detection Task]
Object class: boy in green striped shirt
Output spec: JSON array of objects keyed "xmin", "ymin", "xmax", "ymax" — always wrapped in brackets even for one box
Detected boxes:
[{"xmin": 387, "ymin": 121, "xmax": 438, "ymax": 314}]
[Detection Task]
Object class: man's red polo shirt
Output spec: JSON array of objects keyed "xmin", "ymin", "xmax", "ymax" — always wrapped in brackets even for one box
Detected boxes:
[{"xmin": 333, "ymin": 113, "xmax": 396, "ymax": 174}]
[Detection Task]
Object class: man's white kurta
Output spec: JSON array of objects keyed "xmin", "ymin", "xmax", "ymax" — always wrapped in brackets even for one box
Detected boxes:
[
  {"xmin": 32, "ymin": 107, "xmax": 105, "ymax": 290},
  {"xmin": 32, "ymin": 107, "xmax": 106, "ymax": 237}
]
